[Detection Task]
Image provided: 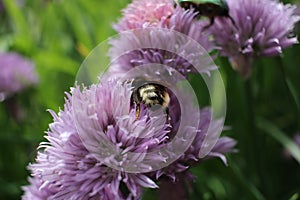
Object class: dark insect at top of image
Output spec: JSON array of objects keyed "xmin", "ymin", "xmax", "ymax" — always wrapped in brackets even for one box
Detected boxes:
[
  {"xmin": 130, "ymin": 80, "xmax": 170, "ymax": 121},
  {"xmin": 175, "ymin": 0, "xmax": 237, "ymax": 29}
]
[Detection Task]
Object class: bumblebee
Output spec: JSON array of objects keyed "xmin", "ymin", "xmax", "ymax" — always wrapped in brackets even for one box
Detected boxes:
[
  {"xmin": 175, "ymin": 0, "xmax": 236, "ymax": 29},
  {"xmin": 130, "ymin": 82, "xmax": 170, "ymax": 121}
]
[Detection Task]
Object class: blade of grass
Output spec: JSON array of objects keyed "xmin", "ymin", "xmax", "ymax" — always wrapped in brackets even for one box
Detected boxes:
[
  {"xmin": 228, "ymin": 164, "xmax": 266, "ymax": 200},
  {"xmin": 61, "ymin": 1, "xmax": 93, "ymax": 49},
  {"xmin": 34, "ymin": 51, "xmax": 79, "ymax": 75},
  {"xmin": 3, "ymin": 0, "xmax": 28, "ymax": 33},
  {"xmin": 3, "ymin": 0, "xmax": 34, "ymax": 51},
  {"xmin": 288, "ymin": 193, "xmax": 299, "ymax": 200},
  {"xmin": 286, "ymin": 78, "xmax": 300, "ymax": 114},
  {"xmin": 257, "ymin": 117, "xmax": 300, "ymax": 164}
]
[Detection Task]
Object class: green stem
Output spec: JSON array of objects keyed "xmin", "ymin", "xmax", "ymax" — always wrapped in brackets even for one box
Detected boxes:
[
  {"xmin": 278, "ymin": 58, "xmax": 300, "ymax": 129},
  {"xmin": 245, "ymin": 74, "xmax": 273, "ymax": 199},
  {"xmin": 257, "ymin": 117, "xmax": 300, "ymax": 164}
]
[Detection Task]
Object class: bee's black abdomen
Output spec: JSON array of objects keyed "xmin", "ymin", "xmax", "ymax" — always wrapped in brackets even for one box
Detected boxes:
[{"xmin": 130, "ymin": 82, "xmax": 170, "ymax": 120}]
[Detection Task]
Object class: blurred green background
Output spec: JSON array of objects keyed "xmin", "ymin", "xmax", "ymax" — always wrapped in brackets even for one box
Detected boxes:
[{"xmin": 0, "ymin": 0, "xmax": 300, "ymax": 199}]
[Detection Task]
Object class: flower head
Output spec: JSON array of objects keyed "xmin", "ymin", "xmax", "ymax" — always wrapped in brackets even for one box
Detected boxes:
[
  {"xmin": 110, "ymin": 0, "xmax": 215, "ymax": 78},
  {"xmin": 0, "ymin": 52, "xmax": 38, "ymax": 100},
  {"xmin": 22, "ymin": 177, "xmax": 57, "ymax": 200},
  {"xmin": 154, "ymin": 103, "xmax": 236, "ymax": 181},
  {"xmin": 114, "ymin": 0, "xmax": 174, "ymax": 31},
  {"xmin": 209, "ymin": 0, "xmax": 300, "ymax": 78},
  {"xmin": 108, "ymin": 27, "xmax": 215, "ymax": 79},
  {"xmin": 23, "ymin": 80, "xmax": 169, "ymax": 199},
  {"xmin": 23, "ymin": 78, "xmax": 235, "ymax": 199}
]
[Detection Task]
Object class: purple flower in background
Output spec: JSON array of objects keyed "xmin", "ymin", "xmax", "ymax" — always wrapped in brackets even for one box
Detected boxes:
[
  {"xmin": 114, "ymin": 0, "xmax": 212, "ymax": 49},
  {"xmin": 108, "ymin": 25, "xmax": 215, "ymax": 79},
  {"xmin": 0, "ymin": 52, "xmax": 38, "ymax": 101},
  {"xmin": 114, "ymin": 0, "xmax": 174, "ymax": 31},
  {"xmin": 110, "ymin": 0, "xmax": 215, "ymax": 78},
  {"xmin": 209, "ymin": 0, "xmax": 300, "ymax": 78}
]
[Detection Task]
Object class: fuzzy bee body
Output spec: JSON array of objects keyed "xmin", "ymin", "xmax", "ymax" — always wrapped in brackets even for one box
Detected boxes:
[
  {"xmin": 131, "ymin": 83, "xmax": 170, "ymax": 121},
  {"xmin": 175, "ymin": 0, "xmax": 236, "ymax": 29}
]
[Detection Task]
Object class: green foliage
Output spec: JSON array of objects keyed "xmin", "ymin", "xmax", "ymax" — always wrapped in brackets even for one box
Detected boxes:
[
  {"xmin": 0, "ymin": 0, "xmax": 129, "ymax": 199},
  {"xmin": 0, "ymin": 0, "xmax": 299, "ymax": 199}
]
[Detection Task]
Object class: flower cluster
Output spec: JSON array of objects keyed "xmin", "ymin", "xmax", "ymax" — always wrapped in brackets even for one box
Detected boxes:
[
  {"xmin": 109, "ymin": 0, "xmax": 215, "ymax": 79},
  {"xmin": 21, "ymin": 0, "xmax": 300, "ymax": 199},
  {"xmin": 113, "ymin": 0, "xmax": 174, "ymax": 31},
  {"xmin": 108, "ymin": 27, "xmax": 216, "ymax": 80},
  {"xmin": 22, "ymin": 79, "xmax": 235, "ymax": 199},
  {"xmin": 23, "ymin": 81, "xmax": 167, "ymax": 199},
  {"xmin": 209, "ymin": 0, "xmax": 300, "ymax": 78},
  {"xmin": 0, "ymin": 52, "xmax": 38, "ymax": 101}
]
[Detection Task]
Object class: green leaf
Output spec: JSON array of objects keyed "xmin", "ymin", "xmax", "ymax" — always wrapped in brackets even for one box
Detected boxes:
[
  {"xmin": 3, "ymin": 0, "xmax": 34, "ymax": 51},
  {"xmin": 286, "ymin": 78, "xmax": 300, "ymax": 114},
  {"xmin": 231, "ymin": 167, "xmax": 266, "ymax": 200},
  {"xmin": 60, "ymin": 1, "xmax": 93, "ymax": 49},
  {"xmin": 257, "ymin": 117, "xmax": 300, "ymax": 164},
  {"xmin": 289, "ymin": 193, "xmax": 299, "ymax": 200},
  {"xmin": 34, "ymin": 51, "xmax": 79, "ymax": 75}
]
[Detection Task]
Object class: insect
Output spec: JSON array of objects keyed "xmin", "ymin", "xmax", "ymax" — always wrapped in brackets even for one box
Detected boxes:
[
  {"xmin": 130, "ymin": 81, "xmax": 170, "ymax": 121},
  {"xmin": 175, "ymin": 0, "xmax": 236, "ymax": 29}
]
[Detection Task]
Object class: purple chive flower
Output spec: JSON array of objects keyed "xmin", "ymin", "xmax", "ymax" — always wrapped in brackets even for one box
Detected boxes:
[
  {"xmin": 113, "ymin": 0, "xmax": 174, "ymax": 31},
  {"xmin": 114, "ymin": 0, "xmax": 211, "ymax": 48},
  {"xmin": 22, "ymin": 177, "xmax": 57, "ymax": 199},
  {"xmin": 22, "ymin": 80, "xmax": 168, "ymax": 199},
  {"xmin": 109, "ymin": 0, "xmax": 215, "ymax": 78},
  {"xmin": 152, "ymin": 93, "xmax": 236, "ymax": 199},
  {"xmin": 0, "ymin": 52, "xmax": 38, "ymax": 101},
  {"xmin": 209, "ymin": 0, "xmax": 300, "ymax": 78},
  {"xmin": 22, "ymin": 78, "xmax": 235, "ymax": 199},
  {"xmin": 108, "ymin": 25, "xmax": 215, "ymax": 79},
  {"xmin": 154, "ymin": 101, "xmax": 236, "ymax": 181}
]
